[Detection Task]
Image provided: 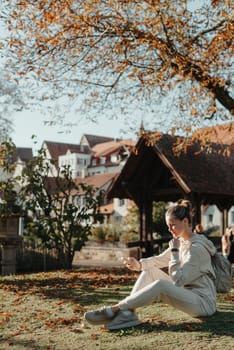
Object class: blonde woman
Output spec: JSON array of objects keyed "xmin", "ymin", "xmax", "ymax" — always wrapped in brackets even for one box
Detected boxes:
[{"xmin": 84, "ymin": 200, "xmax": 217, "ymax": 330}]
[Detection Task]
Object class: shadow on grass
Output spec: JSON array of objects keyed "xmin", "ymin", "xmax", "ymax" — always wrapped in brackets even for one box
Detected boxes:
[
  {"xmin": 0, "ymin": 267, "xmax": 136, "ymax": 306},
  {"xmin": 109, "ymin": 309, "xmax": 234, "ymax": 338},
  {"xmin": 1, "ymin": 267, "xmax": 233, "ymax": 342}
]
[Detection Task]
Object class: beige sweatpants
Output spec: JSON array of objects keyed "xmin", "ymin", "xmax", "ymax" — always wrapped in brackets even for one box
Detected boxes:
[{"xmin": 118, "ymin": 267, "xmax": 216, "ymax": 317}]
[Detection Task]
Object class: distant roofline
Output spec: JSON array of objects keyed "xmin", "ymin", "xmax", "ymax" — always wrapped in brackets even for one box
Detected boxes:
[{"xmin": 43, "ymin": 140, "xmax": 80, "ymax": 146}]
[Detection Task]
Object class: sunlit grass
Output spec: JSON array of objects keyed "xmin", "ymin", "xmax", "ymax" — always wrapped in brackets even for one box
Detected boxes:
[{"xmin": 0, "ymin": 268, "xmax": 233, "ymax": 350}]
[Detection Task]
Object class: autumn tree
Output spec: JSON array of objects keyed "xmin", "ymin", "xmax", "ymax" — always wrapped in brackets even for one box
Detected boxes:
[
  {"xmin": 20, "ymin": 148, "xmax": 104, "ymax": 268},
  {"xmin": 3, "ymin": 0, "xmax": 234, "ymax": 134},
  {"xmin": 0, "ymin": 142, "xmax": 104, "ymax": 269}
]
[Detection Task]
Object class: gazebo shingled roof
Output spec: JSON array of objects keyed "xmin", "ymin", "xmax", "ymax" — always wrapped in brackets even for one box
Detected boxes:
[
  {"xmin": 107, "ymin": 132, "xmax": 233, "ymax": 253},
  {"xmin": 107, "ymin": 133, "xmax": 234, "ymax": 205}
]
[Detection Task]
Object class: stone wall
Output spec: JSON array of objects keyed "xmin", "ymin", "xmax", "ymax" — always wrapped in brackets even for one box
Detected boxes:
[{"xmin": 73, "ymin": 241, "xmax": 141, "ymax": 267}]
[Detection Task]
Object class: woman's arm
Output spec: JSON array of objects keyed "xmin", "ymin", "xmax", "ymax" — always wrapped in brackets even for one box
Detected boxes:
[
  {"xmin": 169, "ymin": 245, "xmax": 209, "ymax": 287},
  {"xmin": 140, "ymin": 248, "xmax": 171, "ymax": 270}
]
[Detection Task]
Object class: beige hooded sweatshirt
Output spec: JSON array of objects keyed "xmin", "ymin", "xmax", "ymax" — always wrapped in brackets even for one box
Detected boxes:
[{"xmin": 140, "ymin": 234, "xmax": 217, "ymax": 310}]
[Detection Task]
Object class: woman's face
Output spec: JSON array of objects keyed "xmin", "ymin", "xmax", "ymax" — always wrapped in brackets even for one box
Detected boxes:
[{"xmin": 166, "ymin": 215, "xmax": 188, "ymax": 238}]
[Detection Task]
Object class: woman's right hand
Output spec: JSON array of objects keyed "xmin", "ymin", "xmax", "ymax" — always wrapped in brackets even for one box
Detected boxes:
[{"xmin": 124, "ymin": 257, "xmax": 142, "ymax": 271}]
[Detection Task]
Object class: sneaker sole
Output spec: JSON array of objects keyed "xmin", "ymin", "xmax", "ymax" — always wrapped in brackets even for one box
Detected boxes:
[{"xmin": 105, "ymin": 319, "xmax": 142, "ymax": 330}]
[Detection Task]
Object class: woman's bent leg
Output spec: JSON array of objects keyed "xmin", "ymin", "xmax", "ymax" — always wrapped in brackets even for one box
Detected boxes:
[
  {"xmin": 120, "ymin": 279, "xmax": 215, "ymax": 317},
  {"xmin": 131, "ymin": 267, "xmax": 172, "ymax": 295}
]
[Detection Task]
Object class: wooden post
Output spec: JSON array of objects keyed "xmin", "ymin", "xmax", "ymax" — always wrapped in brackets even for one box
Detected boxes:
[
  {"xmin": 141, "ymin": 192, "xmax": 153, "ymax": 257},
  {"xmin": 220, "ymin": 208, "xmax": 228, "ymax": 236},
  {"xmin": 0, "ymin": 216, "xmax": 21, "ymax": 276}
]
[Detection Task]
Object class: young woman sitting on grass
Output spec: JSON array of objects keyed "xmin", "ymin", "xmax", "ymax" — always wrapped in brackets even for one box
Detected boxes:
[{"xmin": 84, "ymin": 199, "xmax": 217, "ymax": 330}]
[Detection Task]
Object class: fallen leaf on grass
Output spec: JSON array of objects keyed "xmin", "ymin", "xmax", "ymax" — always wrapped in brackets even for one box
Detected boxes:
[
  {"xmin": 0, "ymin": 312, "xmax": 14, "ymax": 323},
  {"xmin": 12, "ymin": 331, "xmax": 21, "ymax": 337},
  {"xmin": 0, "ymin": 313, "xmax": 13, "ymax": 318},
  {"xmin": 73, "ymin": 304, "xmax": 86, "ymax": 313},
  {"xmin": 13, "ymin": 297, "xmax": 22, "ymax": 305},
  {"xmin": 19, "ymin": 325, "xmax": 30, "ymax": 331},
  {"xmin": 91, "ymin": 333, "xmax": 99, "ymax": 340},
  {"xmin": 45, "ymin": 316, "xmax": 81, "ymax": 328},
  {"xmin": 100, "ymin": 327, "xmax": 109, "ymax": 332},
  {"xmin": 45, "ymin": 322, "xmax": 55, "ymax": 329},
  {"xmin": 71, "ymin": 328, "xmax": 85, "ymax": 333}
]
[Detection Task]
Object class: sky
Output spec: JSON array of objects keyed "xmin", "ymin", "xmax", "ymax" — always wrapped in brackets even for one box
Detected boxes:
[{"xmin": 11, "ymin": 109, "xmax": 138, "ymax": 153}]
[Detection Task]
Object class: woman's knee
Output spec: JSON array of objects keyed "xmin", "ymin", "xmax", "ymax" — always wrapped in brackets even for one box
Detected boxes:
[
  {"xmin": 131, "ymin": 270, "xmax": 155, "ymax": 294},
  {"xmin": 154, "ymin": 279, "xmax": 172, "ymax": 290}
]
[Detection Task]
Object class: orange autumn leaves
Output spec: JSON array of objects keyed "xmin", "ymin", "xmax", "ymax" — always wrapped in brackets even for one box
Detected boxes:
[
  {"xmin": 0, "ymin": 268, "xmax": 137, "ymax": 342},
  {"xmin": 5, "ymin": 0, "xmax": 234, "ymax": 121},
  {"xmin": 0, "ymin": 267, "xmax": 234, "ymax": 348},
  {"xmin": 0, "ymin": 268, "xmax": 136, "ymax": 296}
]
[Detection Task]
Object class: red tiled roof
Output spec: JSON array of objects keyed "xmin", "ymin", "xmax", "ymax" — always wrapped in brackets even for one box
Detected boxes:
[
  {"xmin": 92, "ymin": 139, "xmax": 136, "ymax": 157},
  {"xmin": 75, "ymin": 172, "xmax": 119, "ymax": 190},
  {"xmin": 80, "ymin": 134, "xmax": 115, "ymax": 148}
]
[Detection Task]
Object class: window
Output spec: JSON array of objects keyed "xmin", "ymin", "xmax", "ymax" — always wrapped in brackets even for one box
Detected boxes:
[
  {"xmin": 118, "ymin": 199, "xmax": 125, "ymax": 207},
  {"xmin": 77, "ymin": 158, "xmax": 85, "ymax": 165},
  {"xmin": 208, "ymin": 214, "xmax": 213, "ymax": 224},
  {"xmin": 231, "ymin": 211, "xmax": 234, "ymax": 224}
]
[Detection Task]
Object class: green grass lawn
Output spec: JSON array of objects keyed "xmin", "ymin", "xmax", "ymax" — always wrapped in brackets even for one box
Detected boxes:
[{"xmin": 0, "ymin": 268, "xmax": 233, "ymax": 350}]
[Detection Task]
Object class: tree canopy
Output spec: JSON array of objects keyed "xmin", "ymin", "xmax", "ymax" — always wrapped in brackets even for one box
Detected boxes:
[{"xmin": 3, "ymin": 0, "xmax": 234, "ymax": 133}]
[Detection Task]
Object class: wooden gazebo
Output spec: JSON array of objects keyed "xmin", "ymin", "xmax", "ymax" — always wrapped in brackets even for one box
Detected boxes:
[{"xmin": 107, "ymin": 131, "xmax": 234, "ymax": 256}]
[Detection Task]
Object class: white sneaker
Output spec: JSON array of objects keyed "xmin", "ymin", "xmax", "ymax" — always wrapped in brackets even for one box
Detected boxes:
[
  {"xmin": 105, "ymin": 310, "xmax": 142, "ymax": 330},
  {"xmin": 84, "ymin": 307, "xmax": 114, "ymax": 325}
]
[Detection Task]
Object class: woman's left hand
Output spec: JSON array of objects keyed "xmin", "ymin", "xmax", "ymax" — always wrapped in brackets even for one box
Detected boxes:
[{"xmin": 124, "ymin": 257, "xmax": 142, "ymax": 271}]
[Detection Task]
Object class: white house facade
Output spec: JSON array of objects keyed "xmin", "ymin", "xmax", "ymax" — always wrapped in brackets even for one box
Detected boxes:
[{"xmin": 202, "ymin": 205, "xmax": 234, "ymax": 230}]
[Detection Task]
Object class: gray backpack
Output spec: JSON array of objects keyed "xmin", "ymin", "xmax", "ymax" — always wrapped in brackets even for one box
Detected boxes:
[{"xmin": 211, "ymin": 253, "xmax": 232, "ymax": 293}]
